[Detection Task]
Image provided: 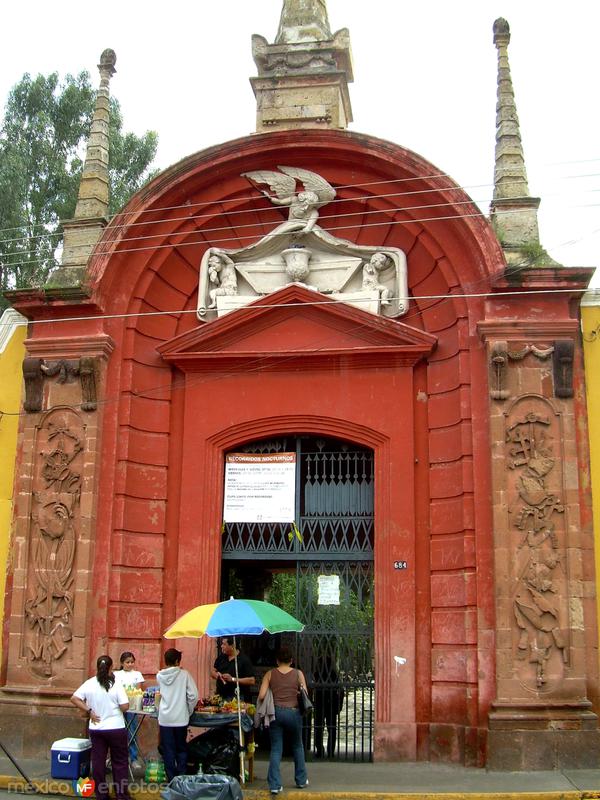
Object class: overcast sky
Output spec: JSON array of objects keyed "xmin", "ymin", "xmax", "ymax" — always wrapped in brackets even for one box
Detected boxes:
[{"xmin": 1, "ymin": 1, "xmax": 598, "ymax": 286}]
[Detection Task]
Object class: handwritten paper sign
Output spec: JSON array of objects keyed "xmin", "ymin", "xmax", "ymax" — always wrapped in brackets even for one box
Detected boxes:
[{"xmin": 317, "ymin": 574, "xmax": 340, "ymax": 606}]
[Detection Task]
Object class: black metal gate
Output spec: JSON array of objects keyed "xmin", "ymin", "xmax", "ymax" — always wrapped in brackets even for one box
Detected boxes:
[{"xmin": 221, "ymin": 436, "xmax": 374, "ymax": 761}]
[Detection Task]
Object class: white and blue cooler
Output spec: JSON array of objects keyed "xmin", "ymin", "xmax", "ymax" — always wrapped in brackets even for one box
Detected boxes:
[{"xmin": 51, "ymin": 738, "xmax": 92, "ymax": 779}]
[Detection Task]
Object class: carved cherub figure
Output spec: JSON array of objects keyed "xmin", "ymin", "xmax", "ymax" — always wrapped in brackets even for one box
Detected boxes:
[
  {"xmin": 362, "ymin": 252, "xmax": 391, "ymax": 305},
  {"xmin": 207, "ymin": 250, "xmax": 238, "ymax": 308},
  {"xmin": 242, "ymin": 166, "xmax": 336, "ymax": 235}
]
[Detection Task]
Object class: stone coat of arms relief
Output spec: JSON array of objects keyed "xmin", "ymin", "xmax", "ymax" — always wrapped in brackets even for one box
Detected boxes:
[{"xmin": 196, "ymin": 167, "xmax": 408, "ymax": 321}]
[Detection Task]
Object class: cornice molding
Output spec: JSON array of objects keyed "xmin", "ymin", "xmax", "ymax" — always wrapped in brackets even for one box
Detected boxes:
[
  {"xmin": 478, "ymin": 320, "xmax": 579, "ymax": 342},
  {"xmin": 169, "ymin": 346, "xmax": 431, "ymax": 373},
  {"xmin": 24, "ymin": 333, "xmax": 115, "ymax": 360},
  {"xmin": 0, "ymin": 308, "xmax": 27, "ymax": 353},
  {"xmin": 490, "ymin": 266, "xmax": 594, "ymax": 291}
]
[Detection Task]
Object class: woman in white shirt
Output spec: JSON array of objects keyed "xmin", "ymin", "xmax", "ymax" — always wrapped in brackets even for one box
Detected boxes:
[
  {"xmin": 113, "ymin": 651, "xmax": 146, "ymax": 766},
  {"xmin": 71, "ymin": 655, "xmax": 130, "ymax": 800}
]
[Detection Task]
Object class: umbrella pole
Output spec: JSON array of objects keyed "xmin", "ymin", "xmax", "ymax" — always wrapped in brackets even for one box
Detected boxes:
[{"xmin": 233, "ymin": 635, "xmax": 245, "ymax": 785}]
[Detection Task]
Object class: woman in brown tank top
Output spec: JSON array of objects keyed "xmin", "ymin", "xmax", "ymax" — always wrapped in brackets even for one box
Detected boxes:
[{"xmin": 258, "ymin": 647, "xmax": 309, "ymax": 794}]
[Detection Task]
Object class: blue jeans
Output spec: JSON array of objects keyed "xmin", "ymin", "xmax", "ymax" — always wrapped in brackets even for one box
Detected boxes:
[
  {"xmin": 159, "ymin": 725, "xmax": 188, "ymax": 782},
  {"xmin": 124, "ymin": 711, "xmax": 138, "ymax": 761},
  {"xmin": 267, "ymin": 706, "xmax": 307, "ymax": 791}
]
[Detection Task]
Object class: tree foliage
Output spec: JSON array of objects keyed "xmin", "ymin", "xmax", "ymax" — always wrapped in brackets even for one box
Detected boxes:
[{"xmin": 0, "ymin": 70, "xmax": 158, "ymax": 300}]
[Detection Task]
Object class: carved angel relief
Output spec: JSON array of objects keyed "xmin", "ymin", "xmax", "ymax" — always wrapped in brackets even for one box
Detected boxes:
[
  {"xmin": 506, "ymin": 405, "xmax": 568, "ymax": 691},
  {"xmin": 197, "ymin": 166, "xmax": 408, "ymax": 321},
  {"xmin": 25, "ymin": 412, "xmax": 83, "ymax": 677}
]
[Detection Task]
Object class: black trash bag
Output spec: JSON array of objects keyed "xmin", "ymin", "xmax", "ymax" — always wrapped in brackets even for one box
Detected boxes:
[
  {"xmin": 160, "ymin": 774, "xmax": 242, "ymax": 800},
  {"xmin": 186, "ymin": 729, "xmax": 241, "ymax": 779}
]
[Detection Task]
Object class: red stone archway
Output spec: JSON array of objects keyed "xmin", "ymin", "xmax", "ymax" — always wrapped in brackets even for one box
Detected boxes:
[{"xmin": 6, "ymin": 129, "xmax": 506, "ymax": 764}]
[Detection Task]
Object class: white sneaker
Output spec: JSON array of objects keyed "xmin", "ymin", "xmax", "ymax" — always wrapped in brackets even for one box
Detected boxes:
[
  {"xmin": 296, "ymin": 780, "xmax": 309, "ymax": 788},
  {"xmin": 270, "ymin": 788, "xmax": 282, "ymax": 795}
]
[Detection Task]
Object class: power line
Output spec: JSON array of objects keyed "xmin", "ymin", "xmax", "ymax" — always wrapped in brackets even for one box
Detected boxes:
[
  {"xmin": 1, "ymin": 165, "xmax": 599, "ymax": 240},
  {"xmin": 4, "ymin": 204, "xmax": 600, "ymax": 271},
  {"xmin": 0, "ymin": 280, "xmax": 592, "ymax": 419},
  {"xmin": 2, "ymin": 178, "xmax": 600, "ymax": 251},
  {"xmin": 0, "ymin": 193, "xmax": 517, "ymax": 248},
  {"xmin": 0, "ymin": 285, "xmax": 592, "ymax": 331}
]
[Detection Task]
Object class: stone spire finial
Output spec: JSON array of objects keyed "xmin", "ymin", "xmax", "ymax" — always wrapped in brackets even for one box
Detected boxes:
[
  {"xmin": 489, "ymin": 19, "xmax": 552, "ymax": 266},
  {"xmin": 73, "ymin": 48, "xmax": 116, "ymax": 220},
  {"xmin": 492, "ymin": 19, "xmax": 530, "ymax": 202},
  {"xmin": 251, "ymin": 0, "xmax": 353, "ymax": 132},
  {"xmin": 275, "ymin": 0, "xmax": 332, "ymax": 43},
  {"xmin": 49, "ymin": 50, "xmax": 116, "ymax": 288}
]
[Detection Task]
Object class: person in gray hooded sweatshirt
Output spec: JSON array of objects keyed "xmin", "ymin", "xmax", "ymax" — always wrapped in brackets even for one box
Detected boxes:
[{"xmin": 157, "ymin": 648, "xmax": 199, "ymax": 781}]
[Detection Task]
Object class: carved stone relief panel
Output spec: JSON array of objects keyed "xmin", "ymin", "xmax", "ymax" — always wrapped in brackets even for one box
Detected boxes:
[
  {"xmin": 24, "ymin": 408, "xmax": 84, "ymax": 677},
  {"xmin": 505, "ymin": 397, "xmax": 569, "ymax": 692},
  {"xmin": 196, "ymin": 167, "xmax": 409, "ymax": 322},
  {"xmin": 488, "ymin": 341, "xmax": 557, "ymax": 401},
  {"xmin": 22, "ymin": 357, "xmax": 98, "ymax": 414},
  {"xmin": 552, "ymin": 339, "xmax": 574, "ymax": 398}
]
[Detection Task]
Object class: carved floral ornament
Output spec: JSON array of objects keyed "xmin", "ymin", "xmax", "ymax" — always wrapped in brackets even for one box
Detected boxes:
[
  {"xmin": 25, "ymin": 411, "xmax": 84, "ymax": 677},
  {"xmin": 196, "ymin": 167, "xmax": 409, "ymax": 322},
  {"xmin": 488, "ymin": 339, "xmax": 574, "ymax": 400},
  {"xmin": 505, "ymin": 403, "xmax": 568, "ymax": 691}
]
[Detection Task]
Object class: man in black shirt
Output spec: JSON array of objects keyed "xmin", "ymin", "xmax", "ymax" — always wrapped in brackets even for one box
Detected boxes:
[{"xmin": 211, "ymin": 637, "xmax": 255, "ymax": 703}]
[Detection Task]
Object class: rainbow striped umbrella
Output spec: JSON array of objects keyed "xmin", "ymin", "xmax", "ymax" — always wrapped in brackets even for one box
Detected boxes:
[
  {"xmin": 164, "ymin": 597, "xmax": 303, "ymax": 783},
  {"xmin": 164, "ymin": 597, "xmax": 304, "ymax": 639}
]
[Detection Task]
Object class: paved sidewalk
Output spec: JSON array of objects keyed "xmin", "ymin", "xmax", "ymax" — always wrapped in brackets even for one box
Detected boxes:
[{"xmin": 1, "ymin": 755, "xmax": 599, "ymax": 799}]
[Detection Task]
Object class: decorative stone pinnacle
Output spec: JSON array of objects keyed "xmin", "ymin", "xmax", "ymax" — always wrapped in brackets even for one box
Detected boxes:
[
  {"xmin": 69, "ymin": 48, "xmax": 116, "ymax": 219},
  {"xmin": 493, "ymin": 17, "xmax": 510, "ymax": 45},
  {"xmin": 276, "ymin": 0, "xmax": 332, "ymax": 43},
  {"xmin": 489, "ymin": 18, "xmax": 546, "ymax": 263},
  {"xmin": 98, "ymin": 49, "xmax": 117, "ymax": 85},
  {"xmin": 251, "ymin": 0, "xmax": 353, "ymax": 132},
  {"xmin": 48, "ymin": 48, "xmax": 116, "ymax": 288},
  {"xmin": 492, "ymin": 18, "xmax": 529, "ymax": 202}
]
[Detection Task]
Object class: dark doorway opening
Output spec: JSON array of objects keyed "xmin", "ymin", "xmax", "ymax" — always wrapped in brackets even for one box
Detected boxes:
[{"xmin": 220, "ymin": 435, "xmax": 375, "ymax": 761}]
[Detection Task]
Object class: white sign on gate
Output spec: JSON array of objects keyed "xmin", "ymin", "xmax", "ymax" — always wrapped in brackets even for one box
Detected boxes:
[
  {"xmin": 318, "ymin": 574, "xmax": 340, "ymax": 606},
  {"xmin": 223, "ymin": 453, "xmax": 296, "ymax": 523}
]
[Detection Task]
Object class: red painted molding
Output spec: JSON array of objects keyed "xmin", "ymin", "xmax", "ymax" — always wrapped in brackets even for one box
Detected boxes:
[
  {"xmin": 158, "ymin": 284, "xmax": 437, "ymax": 370},
  {"xmin": 477, "ymin": 320, "xmax": 579, "ymax": 341},
  {"xmin": 24, "ymin": 333, "xmax": 115, "ymax": 359}
]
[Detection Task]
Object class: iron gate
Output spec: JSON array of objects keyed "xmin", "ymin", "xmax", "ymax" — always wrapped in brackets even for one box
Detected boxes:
[{"xmin": 221, "ymin": 436, "xmax": 375, "ymax": 761}]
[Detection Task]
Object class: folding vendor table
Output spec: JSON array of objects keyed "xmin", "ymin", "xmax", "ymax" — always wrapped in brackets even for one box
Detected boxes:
[{"xmin": 125, "ymin": 709, "xmax": 255, "ymax": 782}]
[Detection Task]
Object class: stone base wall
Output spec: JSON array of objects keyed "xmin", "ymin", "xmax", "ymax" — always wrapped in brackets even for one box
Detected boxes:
[
  {"xmin": 488, "ymin": 705, "xmax": 600, "ymax": 769},
  {"xmin": 0, "ymin": 695, "xmax": 87, "ymax": 759}
]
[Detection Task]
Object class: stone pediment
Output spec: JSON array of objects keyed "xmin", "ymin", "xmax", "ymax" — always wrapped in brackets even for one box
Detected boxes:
[{"xmin": 159, "ymin": 284, "xmax": 436, "ymax": 370}]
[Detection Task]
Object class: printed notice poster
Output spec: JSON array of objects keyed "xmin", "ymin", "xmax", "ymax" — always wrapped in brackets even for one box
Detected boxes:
[
  {"xmin": 317, "ymin": 574, "xmax": 340, "ymax": 606},
  {"xmin": 223, "ymin": 453, "xmax": 296, "ymax": 523}
]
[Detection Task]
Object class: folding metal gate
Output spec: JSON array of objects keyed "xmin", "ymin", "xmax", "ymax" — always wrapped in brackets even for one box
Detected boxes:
[{"xmin": 221, "ymin": 436, "xmax": 375, "ymax": 761}]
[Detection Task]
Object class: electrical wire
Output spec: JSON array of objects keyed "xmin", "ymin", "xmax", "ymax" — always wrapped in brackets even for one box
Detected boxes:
[
  {"xmin": 4, "ymin": 203, "xmax": 600, "ymax": 272},
  {"xmin": 0, "ymin": 193, "xmax": 517, "ymax": 249},
  {"xmin": 0, "ymin": 285, "xmax": 592, "ymax": 333},
  {"xmin": 0, "ymin": 165, "xmax": 599, "ymax": 239},
  {"xmin": 0, "ymin": 222, "xmax": 595, "ymax": 418},
  {"xmin": 3, "ymin": 181, "xmax": 600, "ymax": 252},
  {"xmin": 0, "ymin": 279, "xmax": 587, "ymax": 419},
  {"xmin": 1, "ymin": 217, "xmax": 598, "ymax": 329}
]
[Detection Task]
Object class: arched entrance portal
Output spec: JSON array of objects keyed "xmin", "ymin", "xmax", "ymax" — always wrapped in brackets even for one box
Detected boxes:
[{"xmin": 221, "ymin": 434, "xmax": 375, "ymax": 761}]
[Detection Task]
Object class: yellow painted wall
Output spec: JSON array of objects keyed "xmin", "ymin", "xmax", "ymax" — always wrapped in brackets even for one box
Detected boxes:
[
  {"xmin": 582, "ymin": 290, "xmax": 600, "ymax": 654},
  {"xmin": 0, "ymin": 309, "xmax": 26, "ymax": 661}
]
